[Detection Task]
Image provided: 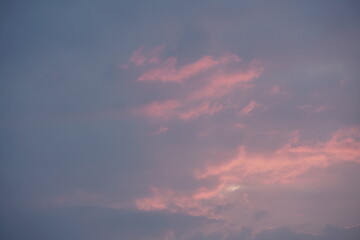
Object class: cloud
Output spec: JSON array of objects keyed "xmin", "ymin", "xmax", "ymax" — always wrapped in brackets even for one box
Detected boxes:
[
  {"xmin": 3, "ymin": 1, "xmax": 360, "ymax": 239},
  {"xmin": 268, "ymin": 85, "xmax": 281, "ymax": 95},
  {"xmin": 2, "ymin": 204, "xmax": 358, "ymax": 240},
  {"xmin": 130, "ymin": 45, "xmax": 165, "ymax": 66},
  {"xmin": 130, "ymin": 46, "xmax": 241, "ymax": 82},
  {"xmin": 254, "ymin": 210, "xmax": 268, "ymax": 221},
  {"xmin": 131, "ymin": 47, "xmax": 263, "ymax": 122},
  {"xmin": 241, "ymin": 100, "xmax": 259, "ymax": 115},
  {"xmin": 198, "ymin": 127, "xmax": 360, "ymax": 183},
  {"xmin": 267, "ymin": 85, "xmax": 290, "ymax": 96},
  {"xmin": 254, "ymin": 225, "xmax": 360, "ymax": 240},
  {"xmin": 134, "ymin": 127, "xmax": 360, "ymax": 222},
  {"xmin": 152, "ymin": 126, "xmax": 169, "ymax": 136},
  {"xmin": 138, "ymin": 55, "xmax": 234, "ymax": 82},
  {"xmin": 297, "ymin": 104, "xmax": 328, "ymax": 113},
  {"xmin": 136, "ymin": 100, "xmax": 224, "ymax": 122},
  {"xmin": 135, "ymin": 186, "xmax": 221, "ymax": 219},
  {"xmin": 136, "ymin": 100, "xmax": 182, "ymax": 121},
  {"xmin": 0, "ymin": 206, "xmax": 214, "ymax": 240},
  {"xmin": 189, "ymin": 65, "xmax": 261, "ymax": 101},
  {"xmin": 130, "ymin": 46, "xmax": 148, "ymax": 66}
]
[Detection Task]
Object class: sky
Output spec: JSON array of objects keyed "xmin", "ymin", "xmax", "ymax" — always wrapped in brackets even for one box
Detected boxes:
[{"xmin": 1, "ymin": 0, "xmax": 360, "ymax": 239}]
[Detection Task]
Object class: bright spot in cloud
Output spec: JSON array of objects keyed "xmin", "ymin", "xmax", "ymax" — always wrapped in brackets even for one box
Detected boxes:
[{"xmin": 226, "ymin": 185, "xmax": 241, "ymax": 192}]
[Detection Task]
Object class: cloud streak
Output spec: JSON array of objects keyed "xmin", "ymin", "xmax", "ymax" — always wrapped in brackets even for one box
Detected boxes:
[
  {"xmin": 198, "ymin": 127, "xmax": 360, "ymax": 183},
  {"xmin": 130, "ymin": 46, "xmax": 241, "ymax": 83},
  {"xmin": 134, "ymin": 127, "xmax": 360, "ymax": 223},
  {"xmin": 130, "ymin": 46, "xmax": 263, "ymax": 122}
]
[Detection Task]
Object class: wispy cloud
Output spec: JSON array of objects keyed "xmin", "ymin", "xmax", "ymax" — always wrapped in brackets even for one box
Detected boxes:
[
  {"xmin": 129, "ymin": 45, "xmax": 165, "ymax": 66},
  {"xmin": 241, "ymin": 100, "xmax": 259, "ymax": 115},
  {"xmin": 138, "ymin": 55, "xmax": 237, "ymax": 82},
  {"xmin": 151, "ymin": 126, "xmax": 169, "ymax": 136},
  {"xmin": 135, "ymin": 127, "xmax": 360, "ymax": 221},
  {"xmin": 129, "ymin": 46, "xmax": 263, "ymax": 122},
  {"xmin": 130, "ymin": 46, "xmax": 241, "ymax": 83},
  {"xmin": 198, "ymin": 127, "xmax": 360, "ymax": 183}
]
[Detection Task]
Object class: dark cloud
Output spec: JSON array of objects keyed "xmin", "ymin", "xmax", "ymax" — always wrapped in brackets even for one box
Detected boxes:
[
  {"xmin": 254, "ymin": 225, "xmax": 360, "ymax": 240},
  {"xmin": 0, "ymin": 207, "xmax": 211, "ymax": 240},
  {"xmin": 229, "ymin": 227, "xmax": 253, "ymax": 240},
  {"xmin": 255, "ymin": 227, "xmax": 318, "ymax": 240},
  {"xmin": 254, "ymin": 210, "xmax": 268, "ymax": 221}
]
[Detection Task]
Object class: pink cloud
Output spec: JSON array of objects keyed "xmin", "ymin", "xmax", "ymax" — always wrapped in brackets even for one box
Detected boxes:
[
  {"xmin": 135, "ymin": 185, "xmax": 230, "ymax": 219},
  {"xmin": 268, "ymin": 85, "xmax": 281, "ymax": 95},
  {"xmin": 138, "ymin": 101, "xmax": 223, "ymax": 122},
  {"xmin": 298, "ymin": 104, "xmax": 328, "ymax": 113},
  {"xmin": 130, "ymin": 46, "xmax": 147, "ymax": 66},
  {"xmin": 132, "ymin": 48, "xmax": 263, "ymax": 122},
  {"xmin": 241, "ymin": 100, "xmax": 259, "ymax": 115},
  {"xmin": 146, "ymin": 45, "xmax": 165, "ymax": 64},
  {"xmin": 178, "ymin": 102, "xmax": 223, "ymax": 121},
  {"xmin": 135, "ymin": 187, "xmax": 168, "ymax": 211},
  {"xmin": 151, "ymin": 126, "xmax": 169, "ymax": 135},
  {"xmin": 127, "ymin": 45, "xmax": 242, "ymax": 83},
  {"xmin": 198, "ymin": 127, "xmax": 360, "ymax": 183},
  {"xmin": 138, "ymin": 54, "xmax": 241, "ymax": 82},
  {"xmin": 134, "ymin": 127, "xmax": 360, "ymax": 221},
  {"xmin": 267, "ymin": 84, "xmax": 290, "ymax": 96},
  {"xmin": 137, "ymin": 100, "xmax": 181, "ymax": 120},
  {"xmin": 234, "ymin": 123, "xmax": 246, "ymax": 129},
  {"xmin": 189, "ymin": 67, "xmax": 261, "ymax": 101},
  {"xmin": 129, "ymin": 45, "xmax": 165, "ymax": 66}
]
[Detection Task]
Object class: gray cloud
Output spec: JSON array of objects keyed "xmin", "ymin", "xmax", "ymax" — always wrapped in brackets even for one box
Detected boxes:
[
  {"xmin": 254, "ymin": 225, "xmax": 360, "ymax": 240},
  {"xmin": 1, "ymin": 0, "xmax": 359, "ymax": 238},
  {"xmin": 0, "ymin": 207, "xmax": 212, "ymax": 240}
]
